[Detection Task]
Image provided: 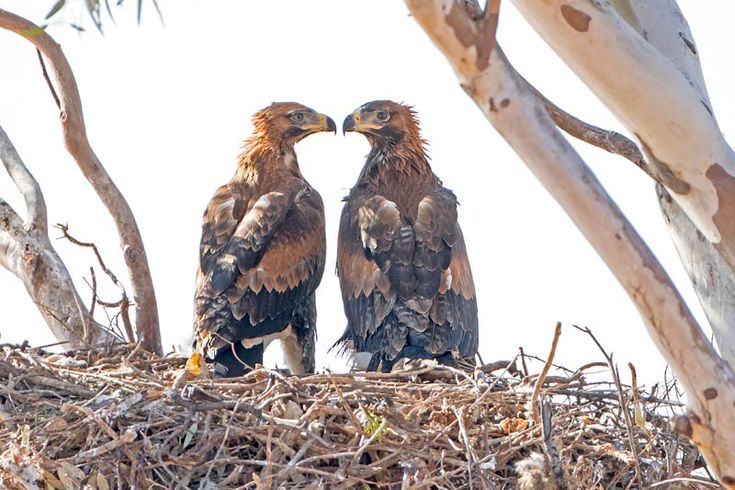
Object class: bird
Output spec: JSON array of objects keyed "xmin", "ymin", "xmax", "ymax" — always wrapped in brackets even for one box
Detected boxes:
[
  {"xmin": 336, "ymin": 100, "xmax": 478, "ymax": 372},
  {"xmin": 193, "ymin": 102, "xmax": 334, "ymax": 377}
]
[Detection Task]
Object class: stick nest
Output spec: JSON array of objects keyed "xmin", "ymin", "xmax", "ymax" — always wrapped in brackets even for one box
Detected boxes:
[{"xmin": 0, "ymin": 344, "xmax": 715, "ymax": 489}]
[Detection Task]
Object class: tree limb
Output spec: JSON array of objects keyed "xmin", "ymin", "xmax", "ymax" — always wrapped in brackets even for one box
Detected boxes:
[
  {"xmin": 405, "ymin": 1, "xmax": 735, "ymax": 485},
  {"xmin": 521, "ymin": 77, "xmax": 654, "ymax": 181},
  {"xmin": 0, "ymin": 126, "xmax": 48, "ymax": 238},
  {"xmin": 510, "ymin": 0, "xmax": 735, "ymax": 268},
  {"xmin": 0, "ymin": 8, "xmax": 161, "ymax": 354},
  {"xmin": 0, "ymin": 130, "xmax": 116, "ymax": 348}
]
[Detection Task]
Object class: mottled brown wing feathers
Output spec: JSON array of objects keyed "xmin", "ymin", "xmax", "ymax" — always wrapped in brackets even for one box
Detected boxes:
[
  {"xmin": 337, "ymin": 186, "xmax": 477, "ymax": 368},
  {"xmin": 195, "ymin": 181, "xmax": 325, "ymax": 353}
]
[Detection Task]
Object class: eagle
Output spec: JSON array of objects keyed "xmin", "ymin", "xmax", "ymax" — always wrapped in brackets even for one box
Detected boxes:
[
  {"xmin": 193, "ymin": 102, "xmax": 335, "ymax": 377},
  {"xmin": 336, "ymin": 100, "xmax": 478, "ymax": 372}
]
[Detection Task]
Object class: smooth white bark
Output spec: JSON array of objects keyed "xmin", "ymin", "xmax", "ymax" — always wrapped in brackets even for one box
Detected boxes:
[
  {"xmin": 619, "ymin": 0, "xmax": 735, "ymax": 371},
  {"xmin": 511, "ymin": 0, "xmax": 735, "ymax": 247},
  {"xmin": 406, "ymin": 1, "xmax": 735, "ymax": 485}
]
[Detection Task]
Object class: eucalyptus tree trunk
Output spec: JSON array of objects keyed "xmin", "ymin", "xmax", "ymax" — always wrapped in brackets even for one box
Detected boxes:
[{"xmin": 406, "ymin": 0, "xmax": 735, "ymax": 485}]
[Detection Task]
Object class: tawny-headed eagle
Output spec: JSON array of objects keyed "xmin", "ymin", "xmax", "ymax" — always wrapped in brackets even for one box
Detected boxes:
[
  {"xmin": 336, "ymin": 100, "xmax": 478, "ymax": 372},
  {"xmin": 193, "ymin": 102, "xmax": 335, "ymax": 376}
]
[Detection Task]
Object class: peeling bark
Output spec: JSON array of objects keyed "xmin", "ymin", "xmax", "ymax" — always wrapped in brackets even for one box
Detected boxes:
[
  {"xmin": 0, "ymin": 8, "xmax": 162, "ymax": 354},
  {"xmin": 406, "ymin": 0, "xmax": 735, "ymax": 485}
]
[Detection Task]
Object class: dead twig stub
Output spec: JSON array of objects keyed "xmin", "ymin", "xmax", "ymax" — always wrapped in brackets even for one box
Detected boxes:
[{"xmin": 531, "ymin": 322, "xmax": 562, "ymax": 425}]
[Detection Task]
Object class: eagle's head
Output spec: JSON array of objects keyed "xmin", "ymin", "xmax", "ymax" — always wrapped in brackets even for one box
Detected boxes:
[
  {"xmin": 252, "ymin": 102, "xmax": 336, "ymax": 148},
  {"xmin": 342, "ymin": 100, "xmax": 422, "ymax": 146}
]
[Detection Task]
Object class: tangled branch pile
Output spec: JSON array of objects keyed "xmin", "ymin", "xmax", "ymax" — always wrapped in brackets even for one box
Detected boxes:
[{"xmin": 0, "ymin": 343, "xmax": 716, "ymax": 489}]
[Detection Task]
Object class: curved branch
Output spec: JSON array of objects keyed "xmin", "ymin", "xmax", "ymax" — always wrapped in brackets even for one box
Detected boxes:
[
  {"xmin": 405, "ymin": 1, "xmax": 735, "ymax": 485},
  {"xmin": 0, "ymin": 126, "xmax": 48, "ymax": 238},
  {"xmin": 521, "ymin": 78, "xmax": 654, "ymax": 180},
  {"xmin": 0, "ymin": 9, "xmax": 161, "ymax": 354},
  {"xmin": 510, "ymin": 0, "xmax": 735, "ymax": 265}
]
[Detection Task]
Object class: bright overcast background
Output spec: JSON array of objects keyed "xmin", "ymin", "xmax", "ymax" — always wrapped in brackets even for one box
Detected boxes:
[{"xmin": 1, "ymin": 1, "xmax": 733, "ymax": 387}]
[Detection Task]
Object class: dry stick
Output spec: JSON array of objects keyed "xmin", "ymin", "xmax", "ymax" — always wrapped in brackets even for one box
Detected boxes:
[
  {"xmin": 541, "ymin": 397, "xmax": 567, "ymax": 490},
  {"xmin": 88, "ymin": 267, "xmax": 97, "ymax": 320},
  {"xmin": 574, "ymin": 325, "xmax": 643, "ymax": 489},
  {"xmin": 57, "ymin": 224, "xmax": 135, "ymax": 343},
  {"xmin": 531, "ymin": 322, "xmax": 562, "ymax": 425},
  {"xmin": 518, "ymin": 347, "xmax": 530, "ymax": 377},
  {"xmin": 452, "ymin": 407, "xmax": 476, "ymax": 490},
  {"xmin": 36, "ymin": 49, "xmax": 60, "ymax": 110}
]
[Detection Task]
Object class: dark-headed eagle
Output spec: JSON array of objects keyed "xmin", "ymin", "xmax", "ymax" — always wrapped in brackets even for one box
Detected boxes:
[
  {"xmin": 336, "ymin": 100, "xmax": 478, "ymax": 372},
  {"xmin": 193, "ymin": 102, "xmax": 335, "ymax": 376}
]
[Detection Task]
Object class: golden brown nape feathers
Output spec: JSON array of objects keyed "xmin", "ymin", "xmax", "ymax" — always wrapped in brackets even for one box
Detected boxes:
[
  {"xmin": 336, "ymin": 100, "xmax": 479, "ymax": 372},
  {"xmin": 193, "ymin": 102, "xmax": 333, "ymax": 377}
]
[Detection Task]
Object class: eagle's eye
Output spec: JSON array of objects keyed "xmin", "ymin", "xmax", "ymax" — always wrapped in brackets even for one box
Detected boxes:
[
  {"xmin": 290, "ymin": 112, "xmax": 305, "ymax": 124},
  {"xmin": 375, "ymin": 110, "xmax": 390, "ymax": 122}
]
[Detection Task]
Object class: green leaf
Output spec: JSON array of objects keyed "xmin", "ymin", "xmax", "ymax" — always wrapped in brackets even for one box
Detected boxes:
[
  {"xmin": 20, "ymin": 26, "xmax": 46, "ymax": 37},
  {"xmin": 183, "ymin": 422, "xmax": 198, "ymax": 449},
  {"xmin": 45, "ymin": 0, "xmax": 66, "ymax": 20}
]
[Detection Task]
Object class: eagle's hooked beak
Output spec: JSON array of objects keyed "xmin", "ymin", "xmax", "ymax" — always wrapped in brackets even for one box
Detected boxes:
[
  {"xmin": 303, "ymin": 113, "xmax": 337, "ymax": 135},
  {"xmin": 343, "ymin": 111, "xmax": 364, "ymax": 135}
]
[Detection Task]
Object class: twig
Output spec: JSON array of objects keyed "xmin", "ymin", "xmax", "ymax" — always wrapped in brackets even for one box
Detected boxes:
[
  {"xmin": 72, "ymin": 429, "xmax": 136, "ymax": 462},
  {"xmin": 57, "ymin": 223, "xmax": 134, "ymax": 342},
  {"xmin": 36, "ymin": 48, "xmax": 60, "ymax": 110},
  {"xmin": 541, "ymin": 397, "xmax": 567, "ymax": 490},
  {"xmin": 89, "ymin": 267, "xmax": 97, "ymax": 320},
  {"xmin": 453, "ymin": 407, "xmax": 476, "ymax": 490},
  {"xmin": 574, "ymin": 325, "xmax": 643, "ymax": 489},
  {"xmin": 518, "ymin": 346, "xmax": 529, "ymax": 377},
  {"xmin": 531, "ymin": 322, "xmax": 562, "ymax": 425}
]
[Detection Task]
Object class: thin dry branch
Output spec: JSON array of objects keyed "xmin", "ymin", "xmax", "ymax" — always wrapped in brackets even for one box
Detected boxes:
[
  {"xmin": 0, "ymin": 8, "xmax": 161, "ymax": 355},
  {"xmin": 531, "ymin": 322, "xmax": 562, "ymax": 425},
  {"xmin": 57, "ymin": 224, "xmax": 135, "ymax": 343},
  {"xmin": 574, "ymin": 325, "xmax": 643, "ymax": 489}
]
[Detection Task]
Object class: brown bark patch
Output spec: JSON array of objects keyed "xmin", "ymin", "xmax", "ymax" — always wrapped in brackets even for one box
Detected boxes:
[
  {"xmin": 706, "ymin": 163, "xmax": 735, "ymax": 267},
  {"xmin": 560, "ymin": 5, "xmax": 591, "ymax": 32},
  {"xmin": 722, "ymin": 476, "xmax": 735, "ymax": 485},
  {"xmin": 703, "ymin": 387, "xmax": 718, "ymax": 400},
  {"xmin": 500, "ymin": 98, "xmax": 510, "ymax": 108},
  {"xmin": 637, "ymin": 136, "xmax": 691, "ymax": 194},
  {"xmin": 444, "ymin": 2, "xmax": 497, "ymax": 71}
]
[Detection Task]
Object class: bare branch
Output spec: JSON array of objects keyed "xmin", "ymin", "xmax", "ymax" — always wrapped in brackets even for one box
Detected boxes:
[
  {"xmin": 531, "ymin": 322, "xmax": 561, "ymax": 425},
  {"xmin": 0, "ymin": 126, "xmax": 48, "ymax": 237},
  {"xmin": 58, "ymin": 224, "xmax": 136, "ymax": 344},
  {"xmin": 36, "ymin": 49, "xmax": 60, "ymax": 110},
  {"xmin": 574, "ymin": 325, "xmax": 643, "ymax": 488},
  {"xmin": 0, "ymin": 8, "xmax": 161, "ymax": 354},
  {"xmin": 519, "ymin": 77, "xmax": 653, "ymax": 180}
]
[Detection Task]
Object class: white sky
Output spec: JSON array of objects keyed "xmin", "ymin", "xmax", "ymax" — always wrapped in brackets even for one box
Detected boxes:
[{"xmin": 1, "ymin": 1, "xmax": 733, "ymax": 388}]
